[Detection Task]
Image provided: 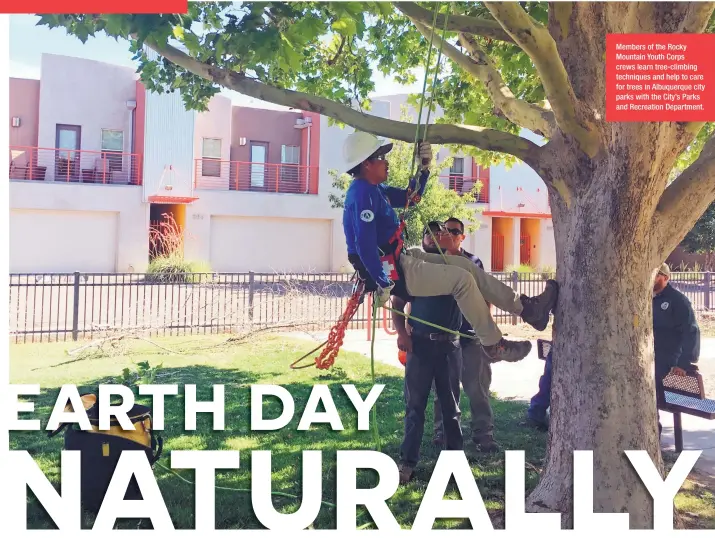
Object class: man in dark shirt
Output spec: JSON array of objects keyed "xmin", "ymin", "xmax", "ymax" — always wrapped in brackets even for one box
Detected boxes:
[
  {"xmin": 432, "ymin": 217, "xmax": 499, "ymax": 452},
  {"xmin": 392, "ymin": 221, "xmax": 464, "ymax": 484},
  {"xmin": 652, "ymin": 262, "xmax": 700, "ymax": 435}
]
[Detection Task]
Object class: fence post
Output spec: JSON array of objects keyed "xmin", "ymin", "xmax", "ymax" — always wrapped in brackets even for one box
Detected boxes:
[
  {"xmin": 72, "ymin": 271, "xmax": 81, "ymax": 341},
  {"xmin": 705, "ymin": 272, "xmax": 711, "ymax": 311},
  {"xmin": 248, "ymin": 272, "xmax": 255, "ymax": 324},
  {"xmin": 511, "ymin": 271, "xmax": 519, "ymax": 325}
]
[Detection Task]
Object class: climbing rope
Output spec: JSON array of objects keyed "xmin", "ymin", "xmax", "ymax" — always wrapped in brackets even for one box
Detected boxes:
[
  {"xmin": 406, "ymin": 3, "xmax": 453, "ymax": 265},
  {"xmin": 362, "ymin": 2, "xmax": 452, "ymax": 453},
  {"xmin": 290, "ymin": 3, "xmax": 452, "ymax": 374},
  {"xmin": 289, "ymin": 277, "xmax": 366, "ymax": 370},
  {"xmin": 154, "ymin": 461, "xmax": 375, "ymax": 530},
  {"xmin": 286, "ymin": 3, "xmax": 456, "ymax": 455}
]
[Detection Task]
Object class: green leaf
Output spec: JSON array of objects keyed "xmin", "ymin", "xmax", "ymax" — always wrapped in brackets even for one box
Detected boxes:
[
  {"xmin": 279, "ymin": 36, "xmax": 303, "ymax": 72},
  {"xmin": 73, "ymin": 24, "xmax": 91, "ymax": 44},
  {"xmin": 331, "ymin": 17, "xmax": 357, "ymax": 36},
  {"xmin": 182, "ymin": 31, "xmax": 201, "ymax": 53},
  {"xmin": 373, "ymin": 1, "xmax": 393, "ymax": 17},
  {"xmin": 215, "ymin": 36, "xmax": 225, "ymax": 58}
]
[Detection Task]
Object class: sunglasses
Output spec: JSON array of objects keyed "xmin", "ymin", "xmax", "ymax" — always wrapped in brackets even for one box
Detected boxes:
[{"xmin": 445, "ymin": 227, "xmax": 463, "ymax": 236}]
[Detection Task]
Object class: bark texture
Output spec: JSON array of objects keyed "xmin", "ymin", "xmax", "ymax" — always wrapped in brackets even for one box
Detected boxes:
[{"xmin": 527, "ymin": 160, "xmax": 663, "ymax": 528}]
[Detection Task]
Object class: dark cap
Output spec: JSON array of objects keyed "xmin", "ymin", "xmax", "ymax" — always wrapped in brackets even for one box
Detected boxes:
[{"xmin": 423, "ymin": 221, "xmax": 446, "ymax": 235}]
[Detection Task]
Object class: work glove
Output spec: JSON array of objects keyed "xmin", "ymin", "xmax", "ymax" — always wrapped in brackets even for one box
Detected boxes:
[
  {"xmin": 374, "ymin": 283, "xmax": 394, "ymax": 308},
  {"xmin": 417, "ymin": 141, "xmax": 432, "ymax": 170}
]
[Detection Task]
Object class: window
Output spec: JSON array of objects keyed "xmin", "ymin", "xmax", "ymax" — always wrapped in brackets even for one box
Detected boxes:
[
  {"xmin": 449, "ymin": 157, "xmax": 464, "ymax": 192},
  {"xmin": 281, "ymin": 145, "xmax": 300, "ymax": 164},
  {"xmin": 202, "ymin": 138, "xmax": 222, "ymax": 177},
  {"xmin": 101, "ymin": 129, "xmax": 124, "ymax": 172},
  {"xmin": 281, "ymin": 145, "xmax": 300, "ymax": 185}
]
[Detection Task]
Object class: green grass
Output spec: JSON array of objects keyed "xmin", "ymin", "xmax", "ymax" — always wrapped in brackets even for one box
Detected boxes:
[
  {"xmin": 10, "ymin": 335, "xmax": 546, "ymax": 530},
  {"xmin": 9, "ymin": 335, "xmax": 713, "ymax": 530}
]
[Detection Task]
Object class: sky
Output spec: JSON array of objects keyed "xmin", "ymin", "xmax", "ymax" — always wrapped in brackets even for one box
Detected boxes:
[{"xmin": 9, "ymin": 14, "xmax": 423, "ymax": 111}]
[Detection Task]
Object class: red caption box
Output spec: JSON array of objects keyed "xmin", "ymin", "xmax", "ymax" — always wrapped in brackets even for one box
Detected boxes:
[{"xmin": 606, "ymin": 33, "xmax": 715, "ymax": 122}]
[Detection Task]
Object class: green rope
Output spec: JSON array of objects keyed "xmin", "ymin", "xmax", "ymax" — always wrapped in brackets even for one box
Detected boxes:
[
  {"xmin": 406, "ymin": 4, "xmax": 453, "ymax": 266},
  {"xmin": 408, "ymin": 3, "xmax": 441, "ymax": 182},
  {"xmin": 369, "ymin": 298, "xmax": 381, "ymax": 451},
  {"xmin": 366, "ymin": 2, "xmax": 452, "ymax": 456},
  {"xmin": 384, "ymin": 305, "xmax": 477, "ymax": 341},
  {"xmin": 364, "ymin": 3, "xmax": 454, "ymax": 460},
  {"xmin": 155, "ymin": 461, "xmax": 374, "ymax": 529}
]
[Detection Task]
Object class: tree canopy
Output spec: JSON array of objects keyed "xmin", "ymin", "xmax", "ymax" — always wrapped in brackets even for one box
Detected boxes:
[{"xmin": 36, "ymin": 3, "xmax": 715, "ymax": 249}]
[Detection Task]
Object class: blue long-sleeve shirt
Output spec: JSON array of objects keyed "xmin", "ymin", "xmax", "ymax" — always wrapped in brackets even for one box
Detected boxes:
[{"xmin": 343, "ymin": 170, "xmax": 429, "ymax": 288}]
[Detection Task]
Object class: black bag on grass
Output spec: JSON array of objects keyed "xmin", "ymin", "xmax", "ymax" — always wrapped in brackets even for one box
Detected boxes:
[{"xmin": 48, "ymin": 393, "xmax": 163, "ymax": 514}]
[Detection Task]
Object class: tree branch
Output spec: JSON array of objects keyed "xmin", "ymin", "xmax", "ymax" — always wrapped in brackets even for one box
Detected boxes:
[
  {"xmin": 653, "ymin": 134, "xmax": 715, "ymax": 261},
  {"xmin": 407, "ymin": 18, "xmax": 556, "ymax": 138},
  {"xmin": 483, "ymin": 1, "xmax": 600, "ymax": 157},
  {"xmin": 395, "ymin": 1, "xmax": 515, "ymax": 43},
  {"xmin": 144, "ymin": 38, "xmax": 540, "ymax": 161}
]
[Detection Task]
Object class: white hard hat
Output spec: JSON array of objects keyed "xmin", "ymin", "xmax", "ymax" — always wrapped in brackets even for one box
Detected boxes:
[{"xmin": 341, "ymin": 131, "xmax": 393, "ymax": 175}]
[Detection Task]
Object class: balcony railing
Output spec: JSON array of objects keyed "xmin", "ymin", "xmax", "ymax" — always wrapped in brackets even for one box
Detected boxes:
[
  {"xmin": 439, "ymin": 174, "xmax": 489, "ymax": 203},
  {"xmin": 9, "ymin": 146, "xmax": 142, "ymax": 185},
  {"xmin": 194, "ymin": 159, "xmax": 319, "ymax": 195}
]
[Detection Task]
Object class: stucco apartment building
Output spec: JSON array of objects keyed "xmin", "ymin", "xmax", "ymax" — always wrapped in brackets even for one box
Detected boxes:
[{"xmin": 9, "ymin": 53, "xmax": 555, "ymax": 275}]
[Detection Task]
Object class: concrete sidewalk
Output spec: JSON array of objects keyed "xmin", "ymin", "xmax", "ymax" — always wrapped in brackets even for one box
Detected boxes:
[{"xmin": 282, "ymin": 328, "xmax": 715, "ymax": 476}]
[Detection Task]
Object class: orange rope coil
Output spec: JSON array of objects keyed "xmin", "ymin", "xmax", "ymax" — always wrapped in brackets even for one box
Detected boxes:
[{"xmin": 290, "ymin": 280, "xmax": 366, "ymax": 370}]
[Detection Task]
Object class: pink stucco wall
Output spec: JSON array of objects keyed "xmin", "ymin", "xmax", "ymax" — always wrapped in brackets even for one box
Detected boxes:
[{"xmin": 9, "ymin": 78, "xmax": 40, "ymax": 149}]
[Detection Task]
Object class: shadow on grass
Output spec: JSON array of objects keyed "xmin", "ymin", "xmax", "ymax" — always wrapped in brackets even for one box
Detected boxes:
[{"xmin": 12, "ymin": 363, "xmax": 547, "ymax": 531}]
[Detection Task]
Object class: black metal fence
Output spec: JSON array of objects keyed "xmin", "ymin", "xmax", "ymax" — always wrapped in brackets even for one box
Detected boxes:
[{"xmin": 8, "ymin": 271, "xmax": 712, "ymax": 343}]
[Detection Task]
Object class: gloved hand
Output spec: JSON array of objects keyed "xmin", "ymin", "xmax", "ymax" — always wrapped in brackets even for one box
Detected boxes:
[
  {"xmin": 374, "ymin": 283, "xmax": 394, "ymax": 308},
  {"xmin": 418, "ymin": 141, "xmax": 432, "ymax": 170}
]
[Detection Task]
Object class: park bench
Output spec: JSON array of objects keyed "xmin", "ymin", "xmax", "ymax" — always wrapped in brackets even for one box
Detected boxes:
[{"xmin": 536, "ymin": 339, "xmax": 715, "ymax": 452}]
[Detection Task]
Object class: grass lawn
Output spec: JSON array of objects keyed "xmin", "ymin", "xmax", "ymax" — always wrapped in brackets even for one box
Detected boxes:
[{"xmin": 9, "ymin": 334, "xmax": 715, "ymax": 530}]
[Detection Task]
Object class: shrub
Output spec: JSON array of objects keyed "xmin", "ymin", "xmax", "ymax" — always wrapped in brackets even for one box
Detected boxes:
[
  {"xmin": 145, "ymin": 256, "xmax": 212, "ymax": 283},
  {"xmin": 146, "ymin": 213, "xmax": 212, "ymax": 283}
]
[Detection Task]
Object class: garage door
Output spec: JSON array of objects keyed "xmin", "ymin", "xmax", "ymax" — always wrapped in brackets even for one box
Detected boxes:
[
  {"xmin": 10, "ymin": 209, "xmax": 118, "ymax": 273},
  {"xmin": 210, "ymin": 216, "xmax": 331, "ymax": 272}
]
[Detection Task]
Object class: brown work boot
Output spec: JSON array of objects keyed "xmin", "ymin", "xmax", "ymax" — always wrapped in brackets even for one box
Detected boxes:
[
  {"xmin": 398, "ymin": 463, "xmax": 414, "ymax": 485},
  {"xmin": 483, "ymin": 338, "xmax": 532, "ymax": 363},
  {"xmin": 473, "ymin": 433, "xmax": 500, "ymax": 453},
  {"xmin": 519, "ymin": 279, "xmax": 559, "ymax": 331}
]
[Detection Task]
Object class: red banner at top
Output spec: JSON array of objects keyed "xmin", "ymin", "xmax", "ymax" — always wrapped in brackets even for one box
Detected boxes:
[{"xmin": 0, "ymin": 0, "xmax": 187, "ymax": 14}]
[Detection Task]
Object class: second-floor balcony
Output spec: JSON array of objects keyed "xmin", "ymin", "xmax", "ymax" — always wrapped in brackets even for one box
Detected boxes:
[
  {"xmin": 194, "ymin": 159, "xmax": 319, "ymax": 195},
  {"xmin": 9, "ymin": 146, "xmax": 142, "ymax": 185},
  {"xmin": 439, "ymin": 174, "xmax": 489, "ymax": 203}
]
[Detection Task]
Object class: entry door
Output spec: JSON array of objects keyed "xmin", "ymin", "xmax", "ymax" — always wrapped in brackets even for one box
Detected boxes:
[
  {"xmin": 250, "ymin": 142, "xmax": 268, "ymax": 188},
  {"xmin": 55, "ymin": 124, "xmax": 81, "ymax": 181}
]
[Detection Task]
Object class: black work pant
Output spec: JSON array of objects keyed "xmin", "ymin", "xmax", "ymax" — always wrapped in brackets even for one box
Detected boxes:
[{"xmin": 400, "ymin": 335, "xmax": 463, "ymax": 468}]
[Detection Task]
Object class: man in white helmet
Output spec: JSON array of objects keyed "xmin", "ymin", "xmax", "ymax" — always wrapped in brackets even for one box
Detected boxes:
[{"xmin": 341, "ymin": 131, "xmax": 558, "ymax": 363}]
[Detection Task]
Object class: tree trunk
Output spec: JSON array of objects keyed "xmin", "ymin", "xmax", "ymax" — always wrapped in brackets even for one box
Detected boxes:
[{"xmin": 525, "ymin": 168, "xmax": 664, "ymax": 528}]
